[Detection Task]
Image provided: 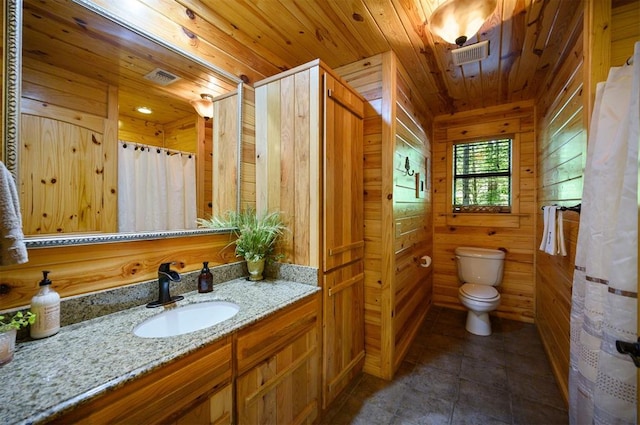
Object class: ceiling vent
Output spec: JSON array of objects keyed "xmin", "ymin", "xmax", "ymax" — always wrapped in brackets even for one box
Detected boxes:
[
  {"xmin": 143, "ymin": 68, "xmax": 181, "ymax": 86},
  {"xmin": 452, "ymin": 40, "xmax": 490, "ymax": 66}
]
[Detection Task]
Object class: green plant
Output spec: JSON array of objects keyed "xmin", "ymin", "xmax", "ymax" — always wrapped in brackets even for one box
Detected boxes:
[
  {"xmin": 197, "ymin": 209, "xmax": 287, "ymax": 262},
  {"xmin": 0, "ymin": 311, "xmax": 36, "ymax": 332}
]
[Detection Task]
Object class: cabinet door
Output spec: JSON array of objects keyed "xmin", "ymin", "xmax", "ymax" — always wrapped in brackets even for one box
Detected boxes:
[
  {"xmin": 322, "ymin": 73, "xmax": 365, "ymax": 272},
  {"xmin": 174, "ymin": 383, "xmax": 232, "ymax": 425},
  {"xmin": 322, "ymin": 261, "xmax": 365, "ymax": 408},
  {"xmin": 236, "ymin": 294, "xmax": 320, "ymax": 425}
]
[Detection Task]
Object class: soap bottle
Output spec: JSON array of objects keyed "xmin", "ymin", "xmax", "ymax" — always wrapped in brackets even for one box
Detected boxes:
[
  {"xmin": 198, "ymin": 262, "xmax": 213, "ymax": 293},
  {"xmin": 30, "ymin": 271, "xmax": 61, "ymax": 339}
]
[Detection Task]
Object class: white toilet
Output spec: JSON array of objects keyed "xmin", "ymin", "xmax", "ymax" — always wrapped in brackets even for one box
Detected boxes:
[{"xmin": 455, "ymin": 246, "xmax": 505, "ymax": 336}]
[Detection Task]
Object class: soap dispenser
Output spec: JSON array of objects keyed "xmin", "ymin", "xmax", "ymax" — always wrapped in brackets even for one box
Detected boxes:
[
  {"xmin": 30, "ymin": 271, "xmax": 61, "ymax": 339},
  {"xmin": 198, "ymin": 261, "xmax": 213, "ymax": 293}
]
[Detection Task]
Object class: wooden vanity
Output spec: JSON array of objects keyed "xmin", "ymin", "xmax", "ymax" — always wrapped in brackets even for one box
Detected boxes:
[
  {"xmin": 50, "ymin": 293, "xmax": 321, "ymax": 425},
  {"xmin": 1, "ymin": 279, "xmax": 321, "ymax": 425}
]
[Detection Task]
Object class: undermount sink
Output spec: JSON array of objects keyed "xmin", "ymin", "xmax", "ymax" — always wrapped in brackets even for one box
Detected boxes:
[{"xmin": 133, "ymin": 300, "xmax": 240, "ymax": 338}]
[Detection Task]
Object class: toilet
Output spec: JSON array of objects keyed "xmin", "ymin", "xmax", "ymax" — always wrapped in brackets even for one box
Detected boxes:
[{"xmin": 455, "ymin": 246, "xmax": 505, "ymax": 336}]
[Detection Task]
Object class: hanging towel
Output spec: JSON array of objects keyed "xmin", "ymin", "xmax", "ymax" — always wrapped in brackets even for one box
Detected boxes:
[
  {"xmin": 539, "ymin": 206, "xmax": 551, "ymax": 251},
  {"xmin": 556, "ymin": 210, "xmax": 567, "ymax": 256},
  {"xmin": 540, "ymin": 206, "xmax": 558, "ymax": 254},
  {"xmin": 539, "ymin": 206, "xmax": 567, "ymax": 256},
  {"xmin": 0, "ymin": 161, "xmax": 28, "ymax": 265}
]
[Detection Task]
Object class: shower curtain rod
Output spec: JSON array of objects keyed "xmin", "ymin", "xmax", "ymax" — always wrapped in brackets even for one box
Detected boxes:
[
  {"xmin": 119, "ymin": 141, "xmax": 195, "ymax": 158},
  {"xmin": 540, "ymin": 204, "xmax": 581, "ymax": 213}
]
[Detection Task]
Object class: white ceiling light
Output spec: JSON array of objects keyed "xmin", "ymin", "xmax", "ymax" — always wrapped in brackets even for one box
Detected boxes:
[
  {"xmin": 429, "ymin": 0, "xmax": 497, "ymax": 47},
  {"xmin": 136, "ymin": 106, "xmax": 153, "ymax": 115}
]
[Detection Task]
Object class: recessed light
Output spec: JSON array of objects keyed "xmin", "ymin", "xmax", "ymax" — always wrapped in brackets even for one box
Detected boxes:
[{"xmin": 136, "ymin": 106, "xmax": 153, "ymax": 114}]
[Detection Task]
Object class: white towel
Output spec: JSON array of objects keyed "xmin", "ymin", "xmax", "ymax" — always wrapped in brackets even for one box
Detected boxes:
[
  {"xmin": 539, "ymin": 206, "xmax": 567, "ymax": 256},
  {"xmin": 539, "ymin": 206, "xmax": 551, "ymax": 251},
  {"xmin": 544, "ymin": 206, "xmax": 558, "ymax": 255},
  {"xmin": 0, "ymin": 161, "xmax": 28, "ymax": 265}
]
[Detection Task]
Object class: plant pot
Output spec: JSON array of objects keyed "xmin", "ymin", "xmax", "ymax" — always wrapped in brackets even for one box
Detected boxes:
[
  {"xmin": 0, "ymin": 329, "xmax": 17, "ymax": 366},
  {"xmin": 247, "ymin": 258, "xmax": 266, "ymax": 281}
]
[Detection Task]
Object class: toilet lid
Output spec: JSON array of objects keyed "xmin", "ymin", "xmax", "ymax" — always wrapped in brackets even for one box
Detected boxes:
[{"xmin": 460, "ymin": 284, "xmax": 500, "ymax": 301}]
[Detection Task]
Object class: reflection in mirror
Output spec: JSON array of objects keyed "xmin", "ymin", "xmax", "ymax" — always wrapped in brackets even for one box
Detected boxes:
[{"xmin": 3, "ymin": 0, "xmax": 243, "ymax": 246}]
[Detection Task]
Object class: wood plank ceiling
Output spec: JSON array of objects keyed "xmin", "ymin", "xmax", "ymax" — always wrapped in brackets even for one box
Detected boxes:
[
  {"xmin": 177, "ymin": 0, "xmax": 582, "ymax": 119},
  {"xmin": 21, "ymin": 0, "xmax": 585, "ymax": 124}
]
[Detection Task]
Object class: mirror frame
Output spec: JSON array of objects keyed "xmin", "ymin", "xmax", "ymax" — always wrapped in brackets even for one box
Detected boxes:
[{"xmin": 3, "ymin": 0, "xmax": 244, "ymax": 247}]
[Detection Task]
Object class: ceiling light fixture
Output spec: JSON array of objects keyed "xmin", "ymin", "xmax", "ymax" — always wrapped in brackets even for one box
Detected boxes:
[
  {"xmin": 190, "ymin": 93, "xmax": 214, "ymax": 120},
  {"xmin": 136, "ymin": 106, "xmax": 153, "ymax": 115},
  {"xmin": 429, "ymin": 0, "xmax": 497, "ymax": 47}
]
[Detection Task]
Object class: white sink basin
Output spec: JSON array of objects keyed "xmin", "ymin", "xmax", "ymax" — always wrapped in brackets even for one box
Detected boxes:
[{"xmin": 133, "ymin": 301, "xmax": 239, "ymax": 338}]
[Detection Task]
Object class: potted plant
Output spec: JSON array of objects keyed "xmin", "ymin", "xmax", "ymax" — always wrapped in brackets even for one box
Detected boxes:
[
  {"xmin": 0, "ymin": 311, "xmax": 36, "ymax": 366},
  {"xmin": 197, "ymin": 209, "xmax": 287, "ymax": 281}
]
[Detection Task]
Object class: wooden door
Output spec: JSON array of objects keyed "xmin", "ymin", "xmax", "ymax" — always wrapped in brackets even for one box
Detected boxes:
[
  {"xmin": 322, "ymin": 261, "xmax": 365, "ymax": 408},
  {"xmin": 321, "ymin": 72, "xmax": 365, "ymax": 408},
  {"xmin": 322, "ymin": 73, "xmax": 364, "ymax": 273}
]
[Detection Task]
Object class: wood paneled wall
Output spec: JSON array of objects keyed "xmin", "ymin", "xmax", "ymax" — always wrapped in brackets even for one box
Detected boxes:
[
  {"xmin": 432, "ymin": 101, "xmax": 536, "ymax": 323},
  {"xmin": 611, "ymin": 1, "xmax": 640, "ymax": 66},
  {"xmin": 0, "ymin": 233, "xmax": 237, "ymax": 310},
  {"xmin": 336, "ymin": 51, "xmax": 432, "ymax": 380},
  {"xmin": 241, "ymin": 86, "xmax": 256, "ymax": 211},
  {"xmin": 535, "ymin": 30, "xmax": 584, "ymax": 404},
  {"xmin": 209, "ymin": 85, "xmax": 256, "ymax": 216},
  {"xmin": 20, "ymin": 60, "xmax": 118, "ymax": 235},
  {"xmin": 535, "ymin": 0, "xmax": 639, "ymax": 404},
  {"xmin": 254, "ymin": 61, "xmax": 323, "ymax": 267}
]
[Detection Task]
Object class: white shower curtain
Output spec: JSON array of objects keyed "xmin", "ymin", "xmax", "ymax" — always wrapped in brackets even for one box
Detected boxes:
[
  {"xmin": 569, "ymin": 42, "xmax": 639, "ymax": 424},
  {"xmin": 118, "ymin": 141, "xmax": 197, "ymax": 232}
]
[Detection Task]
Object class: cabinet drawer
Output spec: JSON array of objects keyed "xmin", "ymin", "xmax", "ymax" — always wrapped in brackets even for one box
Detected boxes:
[
  {"xmin": 52, "ymin": 336, "xmax": 232, "ymax": 425},
  {"xmin": 235, "ymin": 293, "xmax": 320, "ymax": 375}
]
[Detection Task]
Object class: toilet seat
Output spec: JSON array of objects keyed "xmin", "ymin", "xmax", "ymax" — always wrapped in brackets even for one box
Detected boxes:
[{"xmin": 459, "ymin": 283, "xmax": 500, "ymax": 302}]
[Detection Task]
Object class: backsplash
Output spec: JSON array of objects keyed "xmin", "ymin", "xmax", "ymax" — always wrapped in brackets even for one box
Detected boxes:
[{"xmin": 3, "ymin": 261, "xmax": 318, "ymax": 333}]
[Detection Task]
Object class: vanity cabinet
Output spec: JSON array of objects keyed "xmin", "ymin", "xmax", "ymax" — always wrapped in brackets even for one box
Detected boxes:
[
  {"xmin": 235, "ymin": 293, "xmax": 321, "ymax": 425},
  {"xmin": 51, "ymin": 336, "xmax": 232, "ymax": 425},
  {"xmin": 255, "ymin": 59, "xmax": 365, "ymax": 409}
]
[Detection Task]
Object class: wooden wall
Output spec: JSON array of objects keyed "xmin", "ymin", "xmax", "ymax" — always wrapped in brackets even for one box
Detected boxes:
[
  {"xmin": 336, "ymin": 51, "xmax": 432, "ymax": 379},
  {"xmin": 535, "ymin": 29, "xmax": 584, "ymax": 405},
  {"xmin": 0, "ymin": 232, "xmax": 237, "ymax": 310},
  {"xmin": 535, "ymin": 0, "xmax": 639, "ymax": 404},
  {"xmin": 20, "ymin": 60, "xmax": 118, "ymax": 235},
  {"xmin": 432, "ymin": 101, "xmax": 536, "ymax": 323},
  {"xmin": 241, "ymin": 86, "xmax": 256, "ymax": 211},
  {"xmin": 120, "ymin": 114, "xmax": 198, "ymax": 152}
]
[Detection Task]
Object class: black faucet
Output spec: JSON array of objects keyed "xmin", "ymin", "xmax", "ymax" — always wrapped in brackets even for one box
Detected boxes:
[{"xmin": 146, "ymin": 262, "xmax": 184, "ymax": 308}]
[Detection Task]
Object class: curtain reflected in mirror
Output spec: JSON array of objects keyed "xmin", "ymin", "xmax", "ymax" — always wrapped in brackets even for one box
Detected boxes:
[{"xmin": 117, "ymin": 142, "xmax": 196, "ymax": 232}]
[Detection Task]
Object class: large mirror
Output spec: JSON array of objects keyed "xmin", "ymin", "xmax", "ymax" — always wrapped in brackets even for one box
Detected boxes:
[{"xmin": 3, "ymin": 0, "xmax": 243, "ymax": 247}]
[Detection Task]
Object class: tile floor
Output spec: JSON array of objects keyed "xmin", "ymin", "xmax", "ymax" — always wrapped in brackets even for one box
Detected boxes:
[{"xmin": 320, "ymin": 306, "xmax": 569, "ymax": 425}]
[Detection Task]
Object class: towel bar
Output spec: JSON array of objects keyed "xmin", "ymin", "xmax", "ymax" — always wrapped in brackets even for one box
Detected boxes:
[{"xmin": 540, "ymin": 204, "xmax": 581, "ymax": 214}]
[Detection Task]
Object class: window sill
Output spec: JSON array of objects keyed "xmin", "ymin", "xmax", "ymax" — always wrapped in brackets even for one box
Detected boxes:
[{"xmin": 440, "ymin": 212, "xmax": 529, "ymax": 228}]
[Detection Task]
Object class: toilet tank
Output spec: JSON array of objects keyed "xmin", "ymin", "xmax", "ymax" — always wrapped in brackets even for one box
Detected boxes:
[{"xmin": 455, "ymin": 247, "xmax": 505, "ymax": 286}]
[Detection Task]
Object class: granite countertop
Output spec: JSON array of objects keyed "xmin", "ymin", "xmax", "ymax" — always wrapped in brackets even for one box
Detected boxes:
[{"xmin": 1, "ymin": 277, "xmax": 320, "ymax": 425}]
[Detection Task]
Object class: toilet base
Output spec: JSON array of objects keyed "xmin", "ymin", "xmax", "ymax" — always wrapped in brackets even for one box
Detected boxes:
[{"xmin": 465, "ymin": 310, "xmax": 492, "ymax": 336}]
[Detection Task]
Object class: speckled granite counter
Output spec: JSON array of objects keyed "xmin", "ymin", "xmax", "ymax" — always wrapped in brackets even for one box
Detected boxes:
[{"xmin": 0, "ymin": 277, "xmax": 320, "ymax": 425}]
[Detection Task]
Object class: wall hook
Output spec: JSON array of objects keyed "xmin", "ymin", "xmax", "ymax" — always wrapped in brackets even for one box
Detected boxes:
[{"xmin": 404, "ymin": 157, "xmax": 415, "ymax": 176}]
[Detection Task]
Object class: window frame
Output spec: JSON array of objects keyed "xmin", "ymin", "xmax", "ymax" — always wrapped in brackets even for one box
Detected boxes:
[
  {"xmin": 452, "ymin": 137, "xmax": 513, "ymax": 213},
  {"xmin": 445, "ymin": 133, "xmax": 520, "ymax": 225}
]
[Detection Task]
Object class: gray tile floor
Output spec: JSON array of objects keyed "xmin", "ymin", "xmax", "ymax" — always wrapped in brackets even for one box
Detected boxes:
[{"xmin": 320, "ymin": 306, "xmax": 569, "ymax": 425}]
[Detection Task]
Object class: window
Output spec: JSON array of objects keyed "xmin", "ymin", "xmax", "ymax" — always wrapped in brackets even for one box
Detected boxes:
[{"xmin": 452, "ymin": 138, "xmax": 512, "ymax": 213}]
